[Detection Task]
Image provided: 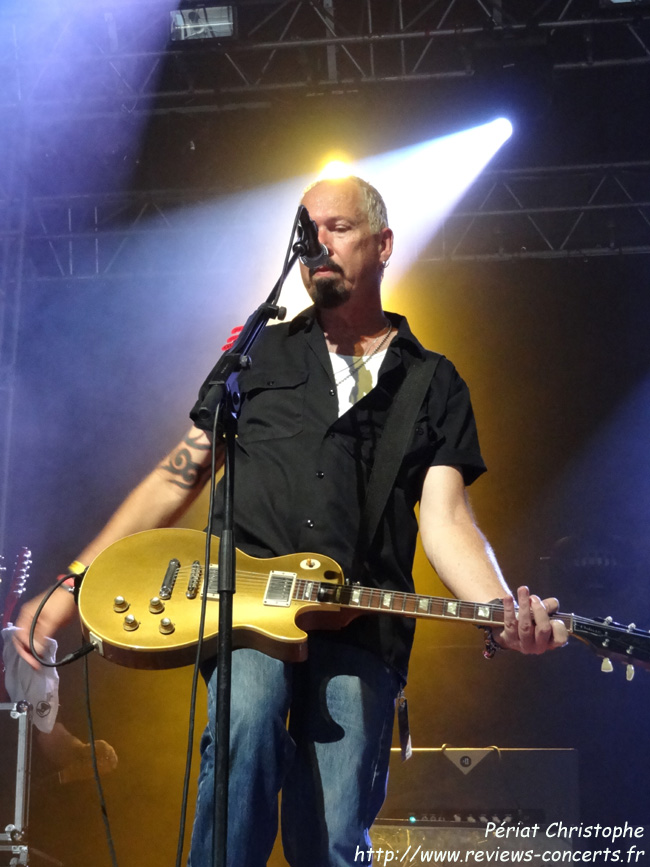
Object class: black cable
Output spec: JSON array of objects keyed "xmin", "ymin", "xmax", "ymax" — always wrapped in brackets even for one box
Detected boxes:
[
  {"xmin": 175, "ymin": 401, "xmax": 223, "ymax": 867},
  {"xmin": 24, "ymin": 582, "xmax": 117, "ymax": 862},
  {"xmin": 82, "ymin": 645, "xmax": 119, "ymax": 867},
  {"xmin": 28, "ymin": 574, "xmax": 95, "ymax": 668}
]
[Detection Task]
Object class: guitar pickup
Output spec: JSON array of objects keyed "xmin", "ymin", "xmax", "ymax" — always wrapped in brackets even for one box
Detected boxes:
[
  {"xmin": 264, "ymin": 572, "xmax": 296, "ymax": 607},
  {"xmin": 158, "ymin": 558, "xmax": 180, "ymax": 600}
]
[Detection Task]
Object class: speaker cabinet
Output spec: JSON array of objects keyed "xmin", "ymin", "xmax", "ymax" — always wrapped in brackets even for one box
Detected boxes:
[
  {"xmin": 377, "ymin": 747, "xmax": 579, "ymax": 826},
  {"xmin": 368, "ymin": 747, "xmax": 579, "ymax": 864}
]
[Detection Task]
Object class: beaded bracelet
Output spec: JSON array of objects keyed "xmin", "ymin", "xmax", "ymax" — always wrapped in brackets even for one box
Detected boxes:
[
  {"xmin": 479, "ymin": 598, "xmax": 507, "ymax": 659},
  {"xmin": 480, "ymin": 628, "xmax": 504, "ymax": 659}
]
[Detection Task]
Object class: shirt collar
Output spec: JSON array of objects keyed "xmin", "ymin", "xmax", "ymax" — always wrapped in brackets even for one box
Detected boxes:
[
  {"xmin": 383, "ymin": 311, "xmax": 428, "ymax": 362},
  {"xmin": 291, "ymin": 306, "xmax": 427, "ymax": 360}
]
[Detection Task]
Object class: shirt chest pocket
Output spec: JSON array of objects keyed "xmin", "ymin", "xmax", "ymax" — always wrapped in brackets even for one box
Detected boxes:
[{"xmin": 237, "ymin": 369, "xmax": 307, "ymax": 443}]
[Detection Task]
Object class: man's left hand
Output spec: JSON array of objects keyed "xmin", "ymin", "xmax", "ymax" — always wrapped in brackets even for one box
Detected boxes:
[{"xmin": 497, "ymin": 586, "xmax": 568, "ymax": 654}]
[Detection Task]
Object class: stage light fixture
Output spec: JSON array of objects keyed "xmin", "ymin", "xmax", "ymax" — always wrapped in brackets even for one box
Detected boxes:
[{"xmin": 170, "ymin": 6, "xmax": 235, "ymax": 41}]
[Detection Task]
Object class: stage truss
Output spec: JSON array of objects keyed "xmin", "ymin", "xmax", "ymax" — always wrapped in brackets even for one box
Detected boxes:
[{"xmin": 1, "ymin": 0, "xmax": 650, "ymax": 547}]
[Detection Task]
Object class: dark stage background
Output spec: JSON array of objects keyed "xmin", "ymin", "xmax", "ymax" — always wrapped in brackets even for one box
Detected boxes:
[{"xmin": 1, "ymin": 2, "xmax": 649, "ymax": 865}]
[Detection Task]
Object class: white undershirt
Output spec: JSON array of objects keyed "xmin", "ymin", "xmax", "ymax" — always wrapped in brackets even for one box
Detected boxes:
[{"xmin": 329, "ymin": 348, "xmax": 388, "ymax": 416}]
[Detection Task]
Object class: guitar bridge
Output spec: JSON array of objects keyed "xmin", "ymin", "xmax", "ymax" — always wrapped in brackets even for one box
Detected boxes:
[
  {"xmin": 158, "ymin": 558, "xmax": 180, "ymax": 600},
  {"xmin": 264, "ymin": 572, "xmax": 296, "ymax": 607}
]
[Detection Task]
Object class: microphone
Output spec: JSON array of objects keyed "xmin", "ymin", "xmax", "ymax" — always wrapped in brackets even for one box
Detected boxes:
[{"xmin": 296, "ymin": 205, "xmax": 329, "ymax": 269}]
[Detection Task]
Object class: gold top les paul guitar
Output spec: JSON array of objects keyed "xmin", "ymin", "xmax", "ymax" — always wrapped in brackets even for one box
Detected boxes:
[{"xmin": 78, "ymin": 528, "xmax": 650, "ymax": 678}]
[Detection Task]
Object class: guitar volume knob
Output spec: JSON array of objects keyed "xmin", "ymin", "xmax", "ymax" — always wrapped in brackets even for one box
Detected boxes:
[
  {"xmin": 123, "ymin": 614, "xmax": 139, "ymax": 631},
  {"xmin": 113, "ymin": 596, "xmax": 129, "ymax": 613},
  {"xmin": 159, "ymin": 618, "xmax": 175, "ymax": 635},
  {"xmin": 149, "ymin": 596, "xmax": 165, "ymax": 614}
]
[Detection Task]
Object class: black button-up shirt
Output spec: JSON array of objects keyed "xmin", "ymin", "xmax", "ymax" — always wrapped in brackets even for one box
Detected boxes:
[{"xmin": 192, "ymin": 308, "xmax": 485, "ymax": 679}]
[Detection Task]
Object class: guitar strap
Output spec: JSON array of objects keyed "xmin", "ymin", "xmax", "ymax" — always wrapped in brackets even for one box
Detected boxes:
[
  {"xmin": 353, "ymin": 351, "xmax": 439, "ymax": 761},
  {"xmin": 353, "ymin": 351, "xmax": 440, "ymax": 578}
]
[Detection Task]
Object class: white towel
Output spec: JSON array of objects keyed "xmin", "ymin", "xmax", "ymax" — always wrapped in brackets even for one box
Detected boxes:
[{"xmin": 2, "ymin": 625, "xmax": 60, "ymax": 733}]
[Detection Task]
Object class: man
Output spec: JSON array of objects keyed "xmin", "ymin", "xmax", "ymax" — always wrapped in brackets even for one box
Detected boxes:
[{"xmin": 15, "ymin": 176, "xmax": 567, "ymax": 866}]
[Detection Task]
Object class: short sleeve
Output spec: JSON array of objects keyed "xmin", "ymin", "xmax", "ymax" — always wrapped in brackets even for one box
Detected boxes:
[{"xmin": 427, "ymin": 358, "xmax": 486, "ymax": 486}]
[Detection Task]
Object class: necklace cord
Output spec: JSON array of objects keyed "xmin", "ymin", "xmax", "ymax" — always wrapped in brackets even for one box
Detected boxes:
[{"xmin": 333, "ymin": 320, "xmax": 393, "ymax": 387}]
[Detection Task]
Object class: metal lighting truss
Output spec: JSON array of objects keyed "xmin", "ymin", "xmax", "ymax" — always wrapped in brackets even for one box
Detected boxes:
[
  {"xmin": 426, "ymin": 160, "xmax": 650, "ymax": 261},
  {"xmin": 1, "ymin": 1, "xmax": 650, "ymax": 114},
  {"xmin": 7, "ymin": 161, "xmax": 647, "ymax": 288},
  {"xmin": 1, "ymin": 1, "xmax": 650, "ymax": 544}
]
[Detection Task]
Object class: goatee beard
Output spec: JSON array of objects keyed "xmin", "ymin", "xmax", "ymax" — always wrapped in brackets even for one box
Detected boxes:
[{"xmin": 309, "ymin": 276, "xmax": 351, "ymax": 309}]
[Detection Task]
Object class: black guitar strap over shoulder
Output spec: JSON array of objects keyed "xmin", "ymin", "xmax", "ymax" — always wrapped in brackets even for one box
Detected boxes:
[{"xmin": 352, "ymin": 352, "xmax": 439, "ymax": 580}]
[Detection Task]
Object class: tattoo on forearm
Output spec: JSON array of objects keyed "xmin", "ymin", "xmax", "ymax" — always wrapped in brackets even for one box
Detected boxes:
[{"xmin": 160, "ymin": 432, "xmax": 212, "ymax": 490}]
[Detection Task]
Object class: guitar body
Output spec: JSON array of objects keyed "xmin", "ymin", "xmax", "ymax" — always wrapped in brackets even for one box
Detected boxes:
[
  {"xmin": 78, "ymin": 528, "xmax": 650, "ymax": 677},
  {"xmin": 78, "ymin": 528, "xmax": 346, "ymax": 669}
]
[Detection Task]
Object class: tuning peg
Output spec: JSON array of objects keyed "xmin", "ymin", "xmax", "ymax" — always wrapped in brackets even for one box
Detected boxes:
[
  {"xmin": 626, "ymin": 665, "xmax": 635, "ymax": 682},
  {"xmin": 601, "ymin": 658, "xmax": 614, "ymax": 673}
]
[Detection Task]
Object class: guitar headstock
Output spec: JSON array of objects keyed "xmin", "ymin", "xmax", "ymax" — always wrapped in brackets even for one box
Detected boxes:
[
  {"xmin": 1, "ymin": 547, "xmax": 32, "ymax": 630},
  {"xmin": 572, "ymin": 615, "xmax": 650, "ymax": 681}
]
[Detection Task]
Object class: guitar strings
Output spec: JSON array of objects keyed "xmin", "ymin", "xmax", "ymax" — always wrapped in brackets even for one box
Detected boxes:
[
  {"xmin": 139, "ymin": 566, "xmax": 522, "ymax": 625},
  {"xmin": 130, "ymin": 566, "xmax": 613, "ymax": 635}
]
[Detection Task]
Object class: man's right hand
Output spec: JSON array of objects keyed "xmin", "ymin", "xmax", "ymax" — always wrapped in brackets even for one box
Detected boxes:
[{"xmin": 12, "ymin": 587, "xmax": 78, "ymax": 670}]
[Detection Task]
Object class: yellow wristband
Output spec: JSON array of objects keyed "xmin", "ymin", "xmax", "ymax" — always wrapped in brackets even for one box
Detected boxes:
[{"xmin": 66, "ymin": 560, "xmax": 87, "ymax": 575}]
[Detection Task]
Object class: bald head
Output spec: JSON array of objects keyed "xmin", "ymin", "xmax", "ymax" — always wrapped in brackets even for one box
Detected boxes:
[{"xmin": 302, "ymin": 176, "xmax": 388, "ymax": 233}]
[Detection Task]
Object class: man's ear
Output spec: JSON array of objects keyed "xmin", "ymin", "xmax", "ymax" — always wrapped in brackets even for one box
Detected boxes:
[{"xmin": 379, "ymin": 227, "xmax": 393, "ymax": 263}]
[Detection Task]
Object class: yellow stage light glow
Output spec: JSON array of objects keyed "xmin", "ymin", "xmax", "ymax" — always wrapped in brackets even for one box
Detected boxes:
[{"xmin": 318, "ymin": 158, "xmax": 353, "ymax": 180}]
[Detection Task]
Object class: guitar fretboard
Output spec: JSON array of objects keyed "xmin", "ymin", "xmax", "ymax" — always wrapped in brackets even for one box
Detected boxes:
[{"xmin": 292, "ymin": 578, "xmax": 585, "ymax": 635}]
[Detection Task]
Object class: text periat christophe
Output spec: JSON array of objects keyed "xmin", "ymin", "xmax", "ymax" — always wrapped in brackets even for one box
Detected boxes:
[{"xmin": 486, "ymin": 822, "xmax": 645, "ymax": 844}]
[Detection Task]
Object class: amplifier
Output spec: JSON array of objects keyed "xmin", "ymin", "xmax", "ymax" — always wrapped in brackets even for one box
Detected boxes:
[
  {"xmin": 0, "ymin": 702, "xmax": 32, "ymax": 866},
  {"xmin": 369, "ymin": 825, "xmax": 572, "ymax": 865},
  {"xmin": 377, "ymin": 747, "xmax": 579, "ymax": 827}
]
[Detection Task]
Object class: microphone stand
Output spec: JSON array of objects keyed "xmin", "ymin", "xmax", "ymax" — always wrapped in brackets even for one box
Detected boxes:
[{"xmin": 190, "ymin": 209, "xmax": 312, "ymax": 867}]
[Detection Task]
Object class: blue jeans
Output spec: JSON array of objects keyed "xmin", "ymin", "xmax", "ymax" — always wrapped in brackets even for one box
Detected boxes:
[{"xmin": 188, "ymin": 637, "xmax": 400, "ymax": 867}]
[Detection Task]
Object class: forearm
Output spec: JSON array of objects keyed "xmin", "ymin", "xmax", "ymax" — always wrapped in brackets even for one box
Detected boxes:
[
  {"xmin": 419, "ymin": 466, "xmax": 568, "ymax": 653},
  {"xmin": 75, "ymin": 426, "xmax": 219, "ymax": 567},
  {"xmin": 76, "ymin": 468, "xmax": 202, "ymax": 565}
]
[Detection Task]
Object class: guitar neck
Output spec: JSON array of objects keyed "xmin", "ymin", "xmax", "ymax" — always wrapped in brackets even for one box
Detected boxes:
[
  {"xmin": 1, "ymin": 547, "xmax": 31, "ymax": 630},
  {"xmin": 303, "ymin": 579, "xmax": 574, "ymax": 633}
]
